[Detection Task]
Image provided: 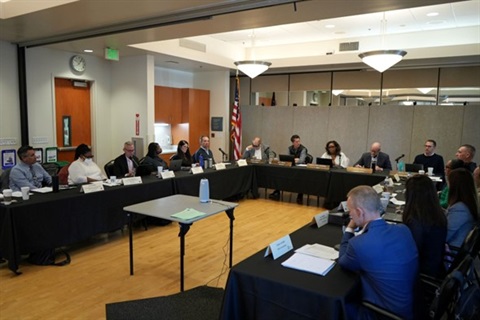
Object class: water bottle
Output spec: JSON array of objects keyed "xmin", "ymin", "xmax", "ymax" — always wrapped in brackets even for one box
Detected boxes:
[
  {"xmin": 199, "ymin": 154, "xmax": 204, "ymax": 168},
  {"xmin": 383, "ymin": 176, "xmax": 389, "ymax": 192},
  {"xmin": 371, "ymin": 160, "xmax": 376, "ymax": 173},
  {"xmin": 208, "ymin": 158, "xmax": 212, "ymax": 169},
  {"xmin": 199, "ymin": 178, "xmax": 210, "ymax": 203},
  {"xmin": 52, "ymin": 175, "xmax": 59, "ymax": 193}
]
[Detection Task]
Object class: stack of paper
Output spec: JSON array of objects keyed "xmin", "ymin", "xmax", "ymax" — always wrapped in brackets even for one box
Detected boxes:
[
  {"xmin": 171, "ymin": 208, "xmax": 206, "ymax": 221},
  {"xmin": 281, "ymin": 243, "xmax": 337, "ymax": 276}
]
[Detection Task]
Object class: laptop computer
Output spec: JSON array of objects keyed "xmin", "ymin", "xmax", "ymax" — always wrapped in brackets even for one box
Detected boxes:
[
  {"xmin": 135, "ymin": 164, "xmax": 154, "ymax": 176},
  {"xmin": 316, "ymin": 157, "xmax": 333, "ymax": 167},
  {"xmin": 279, "ymin": 154, "xmax": 295, "ymax": 166},
  {"xmin": 169, "ymin": 159, "xmax": 183, "ymax": 172}
]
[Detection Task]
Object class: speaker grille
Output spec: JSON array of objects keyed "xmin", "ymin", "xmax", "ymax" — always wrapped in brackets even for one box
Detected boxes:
[{"xmin": 339, "ymin": 42, "xmax": 359, "ymax": 51}]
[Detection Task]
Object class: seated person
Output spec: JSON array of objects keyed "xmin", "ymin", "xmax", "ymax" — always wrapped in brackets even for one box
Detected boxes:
[
  {"xmin": 113, "ymin": 141, "xmax": 140, "ymax": 177},
  {"xmin": 9, "ymin": 145, "xmax": 52, "ymax": 191},
  {"xmin": 242, "ymin": 137, "xmax": 271, "ymax": 160},
  {"xmin": 270, "ymin": 134, "xmax": 307, "ymax": 204},
  {"xmin": 68, "ymin": 144, "xmax": 106, "ymax": 184},
  {"xmin": 413, "ymin": 139, "xmax": 445, "ymax": 177},
  {"xmin": 339, "ymin": 186, "xmax": 418, "ymax": 319},
  {"xmin": 141, "ymin": 142, "xmax": 168, "ymax": 171},
  {"xmin": 170, "ymin": 140, "xmax": 193, "ymax": 167},
  {"xmin": 455, "ymin": 144, "xmax": 477, "ymax": 172},
  {"xmin": 354, "ymin": 142, "xmax": 392, "ymax": 171},
  {"xmin": 193, "ymin": 135, "xmax": 215, "ymax": 165},
  {"xmin": 446, "ymin": 168, "xmax": 479, "ymax": 248},
  {"xmin": 403, "ymin": 175, "xmax": 447, "ymax": 277},
  {"xmin": 439, "ymin": 159, "xmax": 465, "ymax": 208},
  {"xmin": 320, "ymin": 140, "xmax": 349, "ymax": 168}
]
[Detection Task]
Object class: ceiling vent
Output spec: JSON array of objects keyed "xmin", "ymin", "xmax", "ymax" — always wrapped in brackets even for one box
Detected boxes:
[
  {"xmin": 179, "ymin": 39, "xmax": 206, "ymax": 53},
  {"xmin": 339, "ymin": 42, "xmax": 359, "ymax": 52}
]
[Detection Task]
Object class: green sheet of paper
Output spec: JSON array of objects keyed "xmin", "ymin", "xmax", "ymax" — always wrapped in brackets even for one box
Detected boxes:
[{"xmin": 170, "ymin": 208, "xmax": 206, "ymax": 220}]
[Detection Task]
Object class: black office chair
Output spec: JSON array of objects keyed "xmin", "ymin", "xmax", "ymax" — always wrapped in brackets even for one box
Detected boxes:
[
  {"xmin": 42, "ymin": 162, "xmax": 60, "ymax": 176},
  {"xmin": 104, "ymin": 159, "xmax": 115, "ymax": 177},
  {"xmin": 405, "ymin": 163, "xmax": 424, "ymax": 172},
  {"xmin": 445, "ymin": 225, "xmax": 479, "ymax": 274},
  {"xmin": 361, "ymin": 301, "xmax": 403, "ymax": 320},
  {"xmin": 0, "ymin": 168, "xmax": 12, "ymax": 191}
]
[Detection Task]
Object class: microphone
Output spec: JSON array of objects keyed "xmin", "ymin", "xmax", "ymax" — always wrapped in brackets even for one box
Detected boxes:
[
  {"xmin": 395, "ymin": 154, "xmax": 405, "ymax": 162},
  {"xmin": 218, "ymin": 148, "xmax": 227, "ymax": 156}
]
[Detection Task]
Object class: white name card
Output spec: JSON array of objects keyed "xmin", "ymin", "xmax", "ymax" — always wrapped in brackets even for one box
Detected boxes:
[
  {"xmin": 160, "ymin": 171, "xmax": 175, "ymax": 179},
  {"xmin": 191, "ymin": 166, "xmax": 204, "ymax": 174},
  {"xmin": 215, "ymin": 163, "xmax": 226, "ymax": 170},
  {"xmin": 264, "ymin": 234, "xmax": 294, "ymax": 260},
  {"xmin": 372, "ymin": 184, "xmax": 384, "ymax": 194},
  {"xmin": 312, "ymin": 210, "xmax": 329, "ymax": 228},
  {"xmin": 81, "ymin": 183, "xmax": 105, "ymax": 193},
  {"xmin": 237, "ymin": 159, "xmax": 248, "ymax": 167},
  {"xmin": 122, "ymin": 176, "xmax": 143, "ymax": 185},
  {"xmin": 393, "ymin": 173, "xmax": 401, "ymax": 182}
]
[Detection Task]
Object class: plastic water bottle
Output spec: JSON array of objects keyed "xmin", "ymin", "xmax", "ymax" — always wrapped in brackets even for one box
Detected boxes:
[
  {"xmin": 371, "ymin": 160, "xmax": 376, "ymax": 173},
  {"xmin": 383, "ymin": 176, "xmax": 389, "ymax": 192},
  {"xmin": 199, "ymin": 154, "xmax": 204, "ymax": 168},
  {"xmin": 199, "ymin": 178, "xmax": 210, "ymax": 203}
]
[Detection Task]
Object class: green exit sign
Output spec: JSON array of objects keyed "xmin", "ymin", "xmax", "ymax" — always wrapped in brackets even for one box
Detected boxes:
[{"xmin": 105, "ymin": 48, "xmax": 119, "ymax": 61}]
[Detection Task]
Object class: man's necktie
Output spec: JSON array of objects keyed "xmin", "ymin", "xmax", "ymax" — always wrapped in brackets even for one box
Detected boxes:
[{"xmin": 30, "ymin": 166, "xmax": 41, "ymax": 188}]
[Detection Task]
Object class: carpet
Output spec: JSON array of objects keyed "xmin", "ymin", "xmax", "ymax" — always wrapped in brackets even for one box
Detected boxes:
[{"xmin": 105, "ymin": 286, "xmax": 225, "ymax": 320}]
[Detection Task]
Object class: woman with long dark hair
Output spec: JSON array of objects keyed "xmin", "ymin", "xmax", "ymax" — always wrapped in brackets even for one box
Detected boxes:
[
  {"xmin": 446, "ymin": 168, "xmax": 479, "ymax": 248},
  {"xmin": 403, "ymin": 174, "xmax": 447, "ymax": 277},
  {"xmin": 320, "ymin": 140, "xmax": 349, "ymax": 168},
  {"xmin": 170, "ymin": 140, "xmax": 193, "ymax": 167}
]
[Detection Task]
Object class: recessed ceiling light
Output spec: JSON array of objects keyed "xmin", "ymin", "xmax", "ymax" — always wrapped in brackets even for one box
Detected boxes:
[
  {"xmin": 83, "ymin": 49, "xmax": 93, "ymax": 53},
  {"xmin": 325, "ymin": 24, "xmax": 335, "ymax": 29},
  {"xmin": 427, "ymin": 12, "xmax": 439, "ymax": 17}
]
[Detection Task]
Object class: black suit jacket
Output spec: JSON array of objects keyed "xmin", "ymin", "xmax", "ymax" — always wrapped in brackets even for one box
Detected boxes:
[
  {"xmin": 354, "ymin": 151, "xmax": 392, "ymax": 170},
  {"xmin": 113, "ymin": 154, "xmax": 139, "ymax": 177}
]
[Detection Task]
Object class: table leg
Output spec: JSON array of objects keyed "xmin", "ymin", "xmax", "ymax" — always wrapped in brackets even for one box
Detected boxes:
[
  {"xmin": 178, "ymin": 223, "xmax": 191, "ymax": 292},
  {"xmin": 225, "ymin": 209, "xmax": 235, "ymax": 268},
  {"xmin": 129, "ymin": 213, "xmax": 134, "ymax": 275}
]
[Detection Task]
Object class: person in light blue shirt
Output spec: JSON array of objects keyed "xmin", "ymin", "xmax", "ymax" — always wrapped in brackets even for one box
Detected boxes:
[
  {"xmin": 446, "ymin": 168, "xmax": 479, "ymax": 248},
  {"xmin": 9, "ymin": 145, "xmax": 52, "ymax": 192}
]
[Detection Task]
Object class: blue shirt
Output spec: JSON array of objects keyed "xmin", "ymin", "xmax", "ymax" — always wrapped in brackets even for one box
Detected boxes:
[
  {"xmin": 9, "ymin": 161, "xmax": 52, "ymax": 191},
  {"xmin": 446, "ymin": 202, "xmax": 475, "ymax": 248}
]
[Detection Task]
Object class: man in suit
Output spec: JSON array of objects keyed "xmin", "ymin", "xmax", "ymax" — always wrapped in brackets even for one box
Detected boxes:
[
  {"xmin": 339, "ymin": 186, "xmax": 418, "ymax": 319},
  {"xmin": 193, "ymin": 135, "xmax": 215, "ymax": 165},
  {"xmin": 242, "ymin": 137, "xmax": 271, "ymax": 160},
  {"xmin": 354, "ymin": 142, "xmax": 392, "ymax": 171},
  {"xmin": 113, "ymin": 141, "xmax": 139, "ymax": 177}
]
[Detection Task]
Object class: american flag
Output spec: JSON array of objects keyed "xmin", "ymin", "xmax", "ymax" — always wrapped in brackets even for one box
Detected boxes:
[{"xmin": 231, "ymin": 77, "xmax": 242, "ymax": 160}]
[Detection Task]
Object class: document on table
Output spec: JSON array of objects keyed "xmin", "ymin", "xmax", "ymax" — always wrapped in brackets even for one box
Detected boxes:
[
  {"xmin": 170, "ymin": 208, "xmax": 206, "ymax": 221},
  {"xmin": 281, "ymin": 252, "xmax": 336, "ymax": 276},
  {"xmin": 295, "ymin": 243, "xmax": 339, "ymax": 260},
  {"xmin": 31, "ymin": 187, "xmax": 52, "ymax": 193}
]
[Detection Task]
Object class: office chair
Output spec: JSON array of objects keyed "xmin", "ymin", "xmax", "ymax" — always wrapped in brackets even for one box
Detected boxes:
[
  {"xmin": 0, "ymin": 168, "xmax": 12, "ymax": 191},
  {"xmin": 405, "ymin": 163, "xmax": 424, "ymax": 172},
  {"xmin": 42, "ymin": 162, "xmax": 60, "ymax": 176},
  {"xmin": 104, "ymin": 160, "xmax": 115, "ymax": 177}
]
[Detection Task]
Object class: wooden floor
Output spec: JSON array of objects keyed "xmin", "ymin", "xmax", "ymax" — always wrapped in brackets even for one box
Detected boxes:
[{"xmin": 0, "ymin": 192, "xmax": 326, "ymax": 319}]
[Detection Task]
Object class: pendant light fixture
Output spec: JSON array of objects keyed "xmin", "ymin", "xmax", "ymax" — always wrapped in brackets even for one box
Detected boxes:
[{"xmin": 234, "ymin": 30, "xmax": 271, "ymax": 78}]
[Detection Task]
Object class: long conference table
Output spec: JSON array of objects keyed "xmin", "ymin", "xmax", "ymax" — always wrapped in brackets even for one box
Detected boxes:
[{"xmin": 0, "ymin": 164, "xmax": 386, "ymax": 274}]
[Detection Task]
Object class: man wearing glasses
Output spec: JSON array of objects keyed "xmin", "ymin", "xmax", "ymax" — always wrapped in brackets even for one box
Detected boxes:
[
  {"xmin": 9, "ymin": 145, "xmax": 52, "ymax": 191},
  {"xmin": 113, "ymin": 141, "xmax": 139, "ymax": 177},
  {"xmin": 413, "ymin": 139, "xmax": 445, "ymax": 176}
]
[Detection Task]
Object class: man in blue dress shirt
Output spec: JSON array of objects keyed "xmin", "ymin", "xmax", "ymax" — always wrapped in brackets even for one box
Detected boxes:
[
  {"xmin": 9, "ymin": 145, "xmax": 52, "ymax": 191},
  {"xmin": 339, "ymin": 185, "xmax": 418, "ymax": 319}
]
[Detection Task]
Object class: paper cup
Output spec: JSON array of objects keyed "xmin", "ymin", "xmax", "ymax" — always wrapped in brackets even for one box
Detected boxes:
[
  {"xmin": 21, "ymin": 186, "xmax": 30, "ymax": 200},
  {"xmin": 110, "ymin": 176, "xmax": 117, "ymax": 184},
  {"xmin": 2, "ymin": 189, "xmax": 12, "ymax": 205},
  {"xmin": 418, "ymin": 170, "xmax": 425, "ymax": 175},
  {"xmin": 427, "ymin": 167, "xmax": 434, "ymax": 176}
]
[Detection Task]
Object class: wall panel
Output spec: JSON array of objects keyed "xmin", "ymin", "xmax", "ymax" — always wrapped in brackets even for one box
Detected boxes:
[{"xmin": 292, "ymin": 107, "xmax": 329, "ymax": 157}]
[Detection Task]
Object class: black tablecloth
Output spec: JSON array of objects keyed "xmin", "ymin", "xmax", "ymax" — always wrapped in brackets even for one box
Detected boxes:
[
  {"xmin": 255, "ymin": 164, "xmax": 330, "ymax": 196},
  {"xmin": 0, "ymin": 175, "xmax": 174, "ymax": 273},
  {"xmin": 220, "ymin": 224, "xmax": 360, "ymax": 320}
]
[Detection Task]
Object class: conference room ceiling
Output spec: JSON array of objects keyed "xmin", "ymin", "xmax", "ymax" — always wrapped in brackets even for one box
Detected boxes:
[{"xmin": 0, "ymin": 0, "xmax": 478, "ymax": 74}]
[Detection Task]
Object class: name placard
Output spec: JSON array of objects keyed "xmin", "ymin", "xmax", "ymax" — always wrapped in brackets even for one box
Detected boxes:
[
  {"xmin": 215, "ymin": 163, "xmax": 226, "ymax": 170},
  {"xmin": 160, "ymin": 171, "xmax": 175, "ymax": 179},
  {"xmin": 275, "ymin": 161, "xmax": 292, "ymax": 167},
  {"xmin": 81, "ymin": 183, "xmax": 105, "ymax": 194},
  {"xmin": 312, "ymin": 210, "xmax": 329, "ymax": 228},
  {"xmin": 393, "ymin": 173, "xmax": 401, "ymax": 182},
  {"xmin": 237, "ymin": 159, "xmax": 248, "ymax": 167},
  {"xmin": 346, "ymin": 166, "xmax": 373, "ymax": 174},
  {"xmin": 372, "ymin": 184, "xmax": 384, "ymax": 194},
  {"xmin": 191, "ymin": 166, "xmax": 204, "ymax": 174},
  {"xmin": 264, "ymin": 234, "xmax": 294, "ymax": 260},
  {"xmin": 306, "ymin": 163, "xmax": 330, "ymax": 170},
  {"xmin": 123, "ymin": 176, "xmax": 143, "ymax": 185}
]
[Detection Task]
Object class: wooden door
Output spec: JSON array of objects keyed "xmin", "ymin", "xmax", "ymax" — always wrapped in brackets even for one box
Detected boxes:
[{"xmin": 54, "ymin": 78, "xmax": 91, "ymax": 162}]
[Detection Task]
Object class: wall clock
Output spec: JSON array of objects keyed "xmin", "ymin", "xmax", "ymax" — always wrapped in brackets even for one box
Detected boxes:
[{"xmin": 70, "ymin": 55, "xmax": 86, "ymax": 73}]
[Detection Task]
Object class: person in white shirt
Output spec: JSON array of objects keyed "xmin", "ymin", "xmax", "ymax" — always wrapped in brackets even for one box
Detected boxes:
[
  {"xmin": 68, "ymin": 144, "xmax": 106, "ymax": 184},
  {"xmin": 320, "ymin": 140, "xmax": 350, "ymax": 168}
]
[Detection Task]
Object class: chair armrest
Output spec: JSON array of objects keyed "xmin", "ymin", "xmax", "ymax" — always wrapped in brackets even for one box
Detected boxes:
[{"xmin": 361, "ymin": 301, "xmax": 403, "ymax": 320}]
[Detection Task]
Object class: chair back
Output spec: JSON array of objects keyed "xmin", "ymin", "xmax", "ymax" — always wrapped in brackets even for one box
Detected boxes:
[
  {"xmin": 305, "ymin": 153, "xmax": 313, "ymax": 164},
  {"xmin": 42, "ymin": 163, "xmax": 60, "ymax": 176},
  {"xmin": 57, "ymin": 163, "xmax": 71, "ymax": 185},
  {"xmin": 0, "ymin": 168, "xmax": 12, "ymax": 191},
  {"xmin": 447, "ymin": 225, "xmax": 479, "ymax": 273},
  {"xmin": 104, "ymin": 160, "xmax": 115, "ymax": 177}
]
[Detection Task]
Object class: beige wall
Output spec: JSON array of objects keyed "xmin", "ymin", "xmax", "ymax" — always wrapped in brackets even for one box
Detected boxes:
[{"xmin": 241, "ymin": 105, "xmax": 480, "ymax": 166}]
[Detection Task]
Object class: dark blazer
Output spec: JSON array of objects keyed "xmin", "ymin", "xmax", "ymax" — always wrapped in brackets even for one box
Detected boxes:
[
  {"xmin": 339, "ymin": 219, "xmax": 418, "ymax": 319},
  {"xmin": 113, "ymin": 154, "xmax": 139, "ymax": 177},
  {"xmin": 354, "ymin": 151, "xmax": 392, "ymax": 170},
  {"xmin": 193, "ymin": 148, "xmax": 215, "ymax": 164}
]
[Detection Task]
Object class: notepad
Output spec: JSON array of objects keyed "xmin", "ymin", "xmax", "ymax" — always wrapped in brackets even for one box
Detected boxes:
[
  {"xmin": 281, "ymin": 252, "xmax": 336, "ymax": 276},
  {"xmin": 170, "ymin": 208, "xmax": 206, "ymax": 221},
  {"xmin": 295, "ymin": 244, "xmax": 339, "ymax": 260}
]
